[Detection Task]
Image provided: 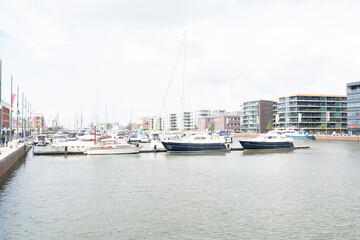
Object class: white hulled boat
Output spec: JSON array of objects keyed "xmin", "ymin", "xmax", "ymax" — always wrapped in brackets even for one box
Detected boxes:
[
  {"xmin": 239, "ymin": 131, "xmax": 295, "ymax": 150},
  {"xmin": 85, "ymin": 138, "xmax": 142, "ymax": 155}
]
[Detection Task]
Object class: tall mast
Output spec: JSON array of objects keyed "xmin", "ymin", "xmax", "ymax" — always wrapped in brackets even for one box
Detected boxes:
[{"xmin": 181, "ymin": 30, "xmax": 187, "ymax": 133}]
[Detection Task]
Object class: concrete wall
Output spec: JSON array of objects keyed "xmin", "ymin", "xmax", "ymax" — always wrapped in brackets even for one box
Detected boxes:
[
  {"xmin": 0, "ymin": 145, "xmax": 30, "ymax": 183},
  {"xmin": 314, "ymin": 135, "xmax": 360, "ymax": 141}
]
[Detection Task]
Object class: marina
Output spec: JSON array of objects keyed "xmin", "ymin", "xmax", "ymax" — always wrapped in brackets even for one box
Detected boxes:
[
  {"xmin": 1, "ymin": 1, "xmax": 360, "ymax": 239},
  {"xmin": 0, "ymin": 139, "xmax": 359, "ymax": 239}
]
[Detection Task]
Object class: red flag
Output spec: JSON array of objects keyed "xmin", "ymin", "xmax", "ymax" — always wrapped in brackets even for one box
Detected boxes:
[
  {"xmin": 326, "ymin": 111, "xmax": 330, "ymax": 122},
  {"xmin": 11, "ymin": 94, "xmax": 16, "ymax": 113}
]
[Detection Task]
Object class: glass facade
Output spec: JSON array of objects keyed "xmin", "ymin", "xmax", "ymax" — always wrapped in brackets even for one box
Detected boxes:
[
  {"xmin": 275, "ymin": 95, "xmax": 347, "ymax": 134},
  {"xmin": 347, "ymin": 81, "xmax": 360, "ymax": 135}
]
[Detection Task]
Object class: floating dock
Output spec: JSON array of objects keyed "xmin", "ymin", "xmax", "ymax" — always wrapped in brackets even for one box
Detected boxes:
[{"xmin": 33, "ymin": 145, "xmax": 310, "ymax": 155}]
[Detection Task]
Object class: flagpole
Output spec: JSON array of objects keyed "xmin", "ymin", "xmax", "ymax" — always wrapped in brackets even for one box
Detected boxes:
[
  {"xmin": 22, "ymin": 92, "xmax": 24, "ymax": 141},
  {"xmin": 25, "ymin": 99, "xmax": 26, "ymax": 136},
  {"xmin": 10, "ymin": 76, "xmax": 13, "ymax": 141},
  {"xmin": 0, "ymin": 60, "xmax": 2, "ymax": 132},
  {"xmin": 28, "ymin": 101, "xmax": 30, "ymax": 135},
  {"xmin": 17, "ymin": 86, "xmax": 19, "ymax": 139},
  {"xmin": 30, "ymin": 104, "xmax": 32, "ymax": 134}
]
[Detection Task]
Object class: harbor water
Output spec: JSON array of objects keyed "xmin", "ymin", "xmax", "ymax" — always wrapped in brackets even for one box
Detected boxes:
[{"xmin": 0, "ymin": 139, "xmax": 360, "ymax": 239}]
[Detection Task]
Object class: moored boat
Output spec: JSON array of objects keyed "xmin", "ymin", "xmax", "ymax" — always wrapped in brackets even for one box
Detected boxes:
[
  {"xmin": 85, "ymin": 138, "xmax": 142, "ymax": 155},
  {"xmin": 161, "ymin": 133, "xmax": 230, "ymax": 153},
  {"xmin": 239, "ymin": 131, "xmax": 295, "ymax": 150},
  {"xmin": 283, "ymin": 129, "xmax": 315, "ymax": 140}
]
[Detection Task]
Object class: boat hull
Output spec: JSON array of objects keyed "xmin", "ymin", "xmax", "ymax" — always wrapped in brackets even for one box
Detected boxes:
[
  {"xmin": 161, "ymin": 141, "xmax": 229, "ymax": 152},
  {"xmin": 239, "ymin": 140, "xmax": 295, "ymax": 150},
  {"xmin": 286, "ymin": 135, "xmax": 315, "ymax": 140},
  {"xmin": 86, "ymin": 146, "xmax": 142, "ymax": 155}
]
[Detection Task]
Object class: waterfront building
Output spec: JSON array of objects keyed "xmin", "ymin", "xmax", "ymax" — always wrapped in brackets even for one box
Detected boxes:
[
  {"xmin": 193, "ymin": 109, "xmax": 226, "ymax": 122},
  {"xmin": 0, "ymin": 100, "xmax": 10, "ymax": 131},
  {"xmin": 347, "ymin": 81, "xmax": 360, "ymax": 135},
  {"xmin": 197, "ymin": 115, "xmax": 241, "ymax": 132},
  {"xmin": 182, "ymin": 111, "xmax": 193, "ymax": 130},
  {"xmin": 275, "ymin": 94, "xmax": 347, "ymax": 134},
  {"xmin": 241, "ymin": 100, "xmax": 274, "ymax": 133},
  {"xmin": 32, "ymin": 113, "xmax": 45, "ymax": 132},
  {"xmin": 144, "ymin": 116, "xmax": 164, "ymax": 131},
  {"xmin": 144, "ymin": 109, "xmax": 227, "ymax": 132},
  {"xmin": 193, "ymin": 109, "xmax": 226, "ymax": 130},
  {"xmin": 165, "ymin": 111, "xmax": 194, "ymax": 131},
  {"xmin": 167, "ymin": 113, "xmax": 178, "ymax": 131}
]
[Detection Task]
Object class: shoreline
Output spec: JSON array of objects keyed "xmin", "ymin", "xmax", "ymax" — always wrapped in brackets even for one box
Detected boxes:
[{"xmin": 233, "ymin": 133, "xmax": 360, "ymax": 141}]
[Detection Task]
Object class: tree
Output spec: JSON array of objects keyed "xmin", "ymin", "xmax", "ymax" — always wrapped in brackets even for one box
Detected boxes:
[
  {"xmin": 319, "ymin": 124, "xmax": 325, "ymax": 134},
  {"xmin": 208, "ymin": 122, "xmax": 215, "ymax": 132},
  {"xmin": 48, "ymin": 127, "xmax": 53, "ymax": 131},
  {"xmin": 266, "ymin": 122, "xmax": 273, "ymax": 131}
]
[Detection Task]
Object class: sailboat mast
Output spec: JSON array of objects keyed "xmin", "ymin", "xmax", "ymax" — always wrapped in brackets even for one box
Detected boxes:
[{"xmin": 181, "ymin": 30, "xmax": 186, "ymax": 133}]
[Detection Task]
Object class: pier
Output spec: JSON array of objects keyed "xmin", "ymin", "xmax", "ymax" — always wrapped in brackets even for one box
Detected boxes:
[
  {"xmin": 0, "ymin": 142, "xmax": 31, "ymax": 183},
  {"xmin": 32, "ymin": 145, "xmax": 310, "ymax": 155}
]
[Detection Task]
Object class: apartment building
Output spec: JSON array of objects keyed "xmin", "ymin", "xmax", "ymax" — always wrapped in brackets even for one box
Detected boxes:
[
  {"xmin": 347, "ymin": 81, "xmax": 360, "ymax": 135},
  {"xmin": 275, "ymin": 94, "xmax": 347, "ymax": 134},
  {"xmin": 241, "ymin": 100, "xmax": 274, "ymax": 133}
]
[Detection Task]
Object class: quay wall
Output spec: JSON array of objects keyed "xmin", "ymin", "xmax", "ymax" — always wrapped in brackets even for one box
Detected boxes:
[
  {"xmin": 314, "ymin": 135, "xmax": 360, "ymax": 141},
  {"xmin": 233, "ymin": 133, "xmax": 360, "ymax": 141},
  {"xmin": 0, "ymin": 145, "xmax": 31, "ymax": 183}
]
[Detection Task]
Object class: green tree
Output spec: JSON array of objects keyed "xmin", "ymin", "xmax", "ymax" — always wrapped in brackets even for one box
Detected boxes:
[
  {"xmin": 208, "ymin": 122, "xmax": 215, "ymax": 132},
  {"xmin": 319, "ymin": 124, "xmax": 325, "ymax": 134},
  {"xmin": 48, "ymin": 127, "xmax": 53, "ymax": 131},
  {"xmin": 266, "ymin": 122, "xmax": 273, "ymax": 131}
]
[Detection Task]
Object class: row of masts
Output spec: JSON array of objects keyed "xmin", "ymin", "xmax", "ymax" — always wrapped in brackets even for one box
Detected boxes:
[{"xmin": 0, "ymin": 60, "xmax": 33, "ymax": 142}]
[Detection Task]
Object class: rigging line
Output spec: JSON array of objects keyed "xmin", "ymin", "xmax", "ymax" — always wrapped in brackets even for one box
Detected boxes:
[{"xmin": 159, "ymin": 37, "xmax": 186, "ymax": 117}]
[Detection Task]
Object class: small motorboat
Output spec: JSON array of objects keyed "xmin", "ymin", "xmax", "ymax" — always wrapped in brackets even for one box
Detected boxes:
[
  {"xmin": 283, "ymin": 129, "xmax": 315, "ymax": 140},
  {"xmin": 239, "ymin": 131, "xmax": 295, "ymax": 150},
  {"xmin": 85, "ymin": 138, "xmax": 142, "ymax": 155},
  {"xmin": 161, "ymin": 133, "xmax": 230, "ymax": 153}
]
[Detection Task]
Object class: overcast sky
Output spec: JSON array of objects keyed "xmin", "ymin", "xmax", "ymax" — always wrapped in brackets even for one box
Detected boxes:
[{"xmin": 1, "ymin": 0, "xmax": 360, "ymax": 127}]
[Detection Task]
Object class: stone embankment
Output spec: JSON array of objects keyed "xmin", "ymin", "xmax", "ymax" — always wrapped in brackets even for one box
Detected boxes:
[
  {"xmin": 233, "ymin": 133, "xmax": 360, "ymax": 141},
  {"xmin": 314, "ymin": 135, "xmax": 360, "ymax": 141},
  {"xmin": 0, "ymin": 142, "xmax": 31, "ymax": 183}
]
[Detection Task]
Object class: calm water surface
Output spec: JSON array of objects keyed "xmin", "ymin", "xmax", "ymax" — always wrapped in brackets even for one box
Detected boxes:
[{"xmin": 0, "ymin": 139, "xmax": 360, "ymax": 239}]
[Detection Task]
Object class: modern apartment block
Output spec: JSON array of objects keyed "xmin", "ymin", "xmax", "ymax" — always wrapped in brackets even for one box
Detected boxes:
[
  {"xmin": 32, "ymin": 113, "xmax": 45, "ymax": 131},
  {"xmin": 197, "ymin": 115, "xmax": 241, "ymax": 132},
  {"xmin": 165, "ymin": 112, "xmax": 193, "ymax": 131},
  {"xmin": 275, "ymin": 94, "xmax": 347, "ymax": 133},
  {"xmin": 347, "ymin": 81, "xmax": 360, "ymax": 135},
  {"xmin": 0, "ymin": 100, "xmax": 10, "ymax": 131},
  {"xmin": 144, "ymin": 116, "xmax": 164, "ymax": 131},
  {"xmin": 193, "ymin": 109, "xmax": 226, "ymax": 124},
  {"xmin": 241, "ymin": 100, "xmax": 274, "ymax": 133}
]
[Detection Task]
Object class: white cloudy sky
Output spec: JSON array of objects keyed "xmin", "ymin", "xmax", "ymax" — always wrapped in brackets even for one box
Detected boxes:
[{"xmin": 1, "ymin": 0, "xmax": 360, "ymax": 127}]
